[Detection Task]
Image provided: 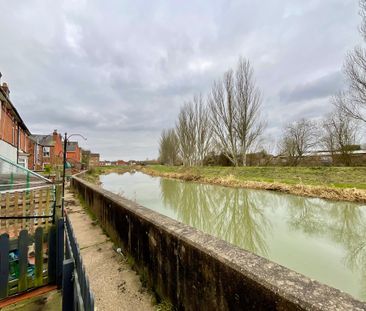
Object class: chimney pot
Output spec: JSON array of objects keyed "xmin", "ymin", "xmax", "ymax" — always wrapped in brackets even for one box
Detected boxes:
[{"xmin": 1, "ymin": 82, "xmax": 10, "ymax": 97}]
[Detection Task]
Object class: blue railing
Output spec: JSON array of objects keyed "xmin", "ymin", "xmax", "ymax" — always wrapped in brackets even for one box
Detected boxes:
[{"xmin": 63, "ymin": 214, "xmax": 94, "ymax": 311}]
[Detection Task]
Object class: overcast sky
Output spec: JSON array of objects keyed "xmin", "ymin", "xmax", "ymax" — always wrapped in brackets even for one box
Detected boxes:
[{"xmin": 0, "ymin": 0, "xmax": 362, "ymax": 160}]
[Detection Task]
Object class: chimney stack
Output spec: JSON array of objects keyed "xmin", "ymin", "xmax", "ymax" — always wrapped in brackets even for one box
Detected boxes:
[{"xmin": 1, "ymin": 82, "xmax": 10, "ymax": 97}]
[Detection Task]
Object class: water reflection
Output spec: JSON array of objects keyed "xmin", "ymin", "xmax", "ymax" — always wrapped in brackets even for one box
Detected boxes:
[
  {"xmin": 100, "ymin": 172, "xmax": 366, "ymax": 300},
  {"xmin": 159, "ymin": 177, "xmax": 366, "ymax": 300},
  {"xmin": 285, "ymin": 196, "xmax": 366, "ymax": 297},
  {"xmin": 160, "ymin": 178, "xmax": 271, "ymax": 256}
]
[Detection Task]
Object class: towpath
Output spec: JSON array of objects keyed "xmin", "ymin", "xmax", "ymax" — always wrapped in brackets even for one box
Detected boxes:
[{"xmin": 65, "ymin": 189, "xmax": 155, "ymax": 311}]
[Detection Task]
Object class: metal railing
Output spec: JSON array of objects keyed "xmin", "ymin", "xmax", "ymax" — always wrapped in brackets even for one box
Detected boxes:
[{"xmin": 63, "ymin": 213, "xmax": 94, "ymax": 311}]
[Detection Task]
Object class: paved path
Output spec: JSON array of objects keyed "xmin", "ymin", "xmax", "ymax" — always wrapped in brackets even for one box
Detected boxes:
[{"xmin": 65, "ymin": 190, "xmax": 155, "ymax": 311}]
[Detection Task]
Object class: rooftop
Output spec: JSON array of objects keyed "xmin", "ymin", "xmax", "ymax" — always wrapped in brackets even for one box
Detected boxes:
[
  {"xmin": 30, "ymin": 135, "xmax": 54, "ymax": 147},
  {"xmin": 66, "ymin": 141, "xmax": 79, "ymax": 152}
]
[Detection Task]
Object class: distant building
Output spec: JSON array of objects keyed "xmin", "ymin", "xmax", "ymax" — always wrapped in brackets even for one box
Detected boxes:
[
  {"xmin": 66, "ymin": 141, "xmax": 82, "ymax": 164},
  {"xmin": 273, "ymin": 149, "xmax": 366, "ymax": 166},
  {"xmin": 115, "ymin": 160, "xmax": 128, "ymax": 166},
  {"xmin": 81, "ymin": 149, "xmax": 91, "ymax": 168},
  {"xmin": 29, "ymin": 130, "xmax": 63, "ymax": 170},
  {"xmin": 99, "ymin": 160, "xmax": 111, "ymax": 166},
  {"xmin": 89, "ymin": 153, "xmax": 100, "ymax": 167},
  {"xmin": 0, "ymin": 81, "xmax": 32, "ymax": 167}
]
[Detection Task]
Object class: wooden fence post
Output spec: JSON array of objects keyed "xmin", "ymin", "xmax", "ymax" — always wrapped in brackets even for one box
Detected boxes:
[
  {"xmin": 56, "ymin": 218, "xmax": 64, "ymax": 289},
  {"xmin": 34, "ymin": 227, "xmax": 44, "ymax": 287},
  {"xmin": 18, "ymin": 230, "xmax": 28, "ymax": 292},
  {"xmin": 48, "ymin": 225, "xmax": 57, "ymax": 284},
  {"xmin": 62, "ymin": 258, "xmax": 74, "ymax": 311},
  {"xmin": 55, "ymin": 185, "xmax": 62, "ymax": 219},
  {"xmin": 0, "ymin": 233, "xmax": 9, "ymax": 299}
]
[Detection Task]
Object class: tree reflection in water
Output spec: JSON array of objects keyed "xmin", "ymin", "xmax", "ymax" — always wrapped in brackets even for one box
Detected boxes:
[
  {"xmin": 101, "ymin": 172, "xmax": 366, "ymax": 300},
  {"xmin": 159, "ymin": 178, "xmax": 271, "ymax": 256},
  {"xmin": 160, "ymin": 177, "xmax": 366, "ymax": 298},
  {"xmin": 285, "ymin": 195, "xmax": 366, "ymax": 298}
]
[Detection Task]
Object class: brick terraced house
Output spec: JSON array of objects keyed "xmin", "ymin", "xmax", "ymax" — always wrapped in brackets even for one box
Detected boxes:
[
  {"xmin": 0, "ymin": 81, "xmax": 32, "ymax": 167},
  {"xmin": 0, "ymin": 74, "xmax": 101, "ymax": 172},
  {"xmin": 29, "ymin": 130, "xmax": 63, "ymax": 170},
  {"xmin": 89, "ymin": 153, "xmax": 100, "ymax": 167},
  {"xmin": 66, "ymin": 141, "xmax": 82, "ymax": 167}
]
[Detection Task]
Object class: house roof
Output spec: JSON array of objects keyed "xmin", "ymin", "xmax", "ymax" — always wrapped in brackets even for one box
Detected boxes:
[
  {"xmin": 66, "ymin": 141, "xmax": 79, "ymax": 152},
  {"xmin": 81, "ymin": 149, "xmax": 91, "ymax": 155},
  {"xmin": 0, "ymin": 85, "xmax": 31, "ymax": 135},
  {"xmin": 30, "ymin": 134, "xmax": 54, "ymax": 146}
]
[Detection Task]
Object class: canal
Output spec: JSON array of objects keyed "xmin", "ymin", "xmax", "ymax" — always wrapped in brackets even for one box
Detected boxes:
[{"xmin": 100, "ymin": 171, "xmax": 366, "ymax": 301}]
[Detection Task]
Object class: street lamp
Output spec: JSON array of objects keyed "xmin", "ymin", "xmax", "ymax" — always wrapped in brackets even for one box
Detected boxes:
[{"xmin": 61, "ymin": 133, "xmax": 87, "ymax": 216}]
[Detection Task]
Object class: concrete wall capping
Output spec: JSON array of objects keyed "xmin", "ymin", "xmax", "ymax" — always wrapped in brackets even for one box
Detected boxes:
[{"xmin": 71, "ymin": 176, "xmax": 366, "ymax": 311}]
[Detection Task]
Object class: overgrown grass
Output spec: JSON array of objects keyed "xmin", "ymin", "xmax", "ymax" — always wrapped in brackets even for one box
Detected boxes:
[
  {"xmin": 82, "ymin": 165, "xmax": 132, "ymax": 184},
  {"xmin": 155, "ymin": 300, "xmax": 174, "ymax": 311},
  {"xmin": 76, "ymin": 193, "xmax": 97, "ymax": 222},
  {"xmin": 146, "ymin": 165, "xmax": 366, "ymax": 190},
  {"xmin": 91, "ymin": 165, "xmax": 132, "ymax": 175}
]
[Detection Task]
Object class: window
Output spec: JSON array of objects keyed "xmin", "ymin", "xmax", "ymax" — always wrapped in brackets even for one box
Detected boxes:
[
  {"xmin": 43, "ymin": 146, "xmax": 50, "ymax": 157},
  {"xmin": 12, "ymin": 127, "xmax": 15, "ymax": 145},
  {"xmin": 18, "ymin": 158, "xmax": 26, "ymax": 168},
  {"xmin": 36, "ymin": 144, "xmax": 39, "ymax": 163}
]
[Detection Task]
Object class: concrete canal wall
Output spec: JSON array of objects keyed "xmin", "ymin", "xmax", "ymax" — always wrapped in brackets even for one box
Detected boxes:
[{"xmin": 71, "ymin": 176, "xmax": 366, "ymax": 311}]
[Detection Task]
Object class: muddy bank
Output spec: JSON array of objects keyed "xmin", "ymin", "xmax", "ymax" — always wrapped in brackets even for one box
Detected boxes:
[{"xmin": 140, "ymin": 167, "xmax": 366, "ymax": 204}]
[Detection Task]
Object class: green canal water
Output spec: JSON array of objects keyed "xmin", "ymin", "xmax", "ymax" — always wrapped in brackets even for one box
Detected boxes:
[{"xmin": 100, "ymin": 172, "xmax": 366, "ymax": 301}]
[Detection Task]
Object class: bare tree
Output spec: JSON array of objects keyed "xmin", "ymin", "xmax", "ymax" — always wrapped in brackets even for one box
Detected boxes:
[
  {"xmin": 322, "ymin": 97, "xmax": 359, "ymax": 166},
  {"xmin": 159, "ymin": 128, "xmax": 179, "ymax": 165},
  {"xmin": 193, "ymin": 94, "xmax": 212, "ymax": 165},
  {"xmin": 234, "ymin": 58, "xmax": 265, "ymax": 166},
  {"xmin": 339, "ymin": 0, "xmax": 366, "ymax": 123},
  {"xmin": 176, "ymin": 102, "xmax": 197, "ymax": 166},
  {"xmin": 209, "ymin": 58, "xmax": 265, "ymax": 166},
  {"xmin": 343, "ymin": 48, "xmax": 366, "ymax": 123},
  {"xmin": 279, "ymin": 119, "xmax": 318, "ymax": 166},
  {"xmin": 209, "ymin": 70, "xmax": 240, "ymax": 166},
  {"xmin": 175, "ymin": 95, "xmax": 212, "ymax": 166}
]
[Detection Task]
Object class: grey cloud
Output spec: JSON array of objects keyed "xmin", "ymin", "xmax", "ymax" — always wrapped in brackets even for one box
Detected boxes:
[
  {"xmin": 279, "ymin": 71, "xmax": 345, "ymax": 103},
  {"xmin": 0, "ymin": 0, "xmax": 361, "ymax": 160}
]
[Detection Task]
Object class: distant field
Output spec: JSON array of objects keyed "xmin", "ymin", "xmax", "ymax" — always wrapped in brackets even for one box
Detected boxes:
[
  {"xmin": 145, "ymin": 165, "xmax": 366, "ymax": 190},
  {"xmin": 83, "ymin": 165, "xmax": 131, "ymax": 183}
]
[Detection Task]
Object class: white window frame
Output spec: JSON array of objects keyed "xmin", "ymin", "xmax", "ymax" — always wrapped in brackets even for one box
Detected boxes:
[
  {"xmin": 43, "ymin": 146, "xmax": 50, "ymax": 157},
  {"xmin": 18, "ymin": 157, "xmax": 26, "ymax": 168},
  {"xmin": 12, "ymin": 126, "xmax": 15, "ymax": 145}
]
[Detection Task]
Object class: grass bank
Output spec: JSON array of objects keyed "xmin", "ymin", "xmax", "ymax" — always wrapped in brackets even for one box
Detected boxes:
[
  {"xmin": 141, "ymin": 165, "xmax": 366, "ymax": 203},
  {"xmin": 82, "ymin": 165, "xmax": 133, "ymax": 184}
]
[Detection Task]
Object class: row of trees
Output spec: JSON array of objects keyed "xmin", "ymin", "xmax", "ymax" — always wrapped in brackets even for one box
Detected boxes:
[
  {"xmin": 160, "ymin": 1, "xmax": 366, "ymax": 167},
  {"xmin": 279, "ymin": 0, "xmax": 366, "ymax": 166},
  {"xmin": 160, "ymin": 56, "xmax": 362, "ymax": 167},
  {"xmin": 159, "ymin": 58, "xmax": 265, "ymax": 167},
  {"xmin": 279, "ymin": 102, "xmax": 359, "ymax": 166}
]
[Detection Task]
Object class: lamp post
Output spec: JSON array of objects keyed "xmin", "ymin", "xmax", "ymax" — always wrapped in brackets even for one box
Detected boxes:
[{"xmin": 61, "ymin": 132, "xmax": 87, "ymax": 216}]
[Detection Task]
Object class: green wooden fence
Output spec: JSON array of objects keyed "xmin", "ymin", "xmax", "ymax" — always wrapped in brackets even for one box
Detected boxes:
[
  {"xmin": 0, "ymin": 226, "xmax": 57, "ymax": 298},
  {"xmin": 0, "ymin": 185, "xmax": 63, "ymax": 300}
]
